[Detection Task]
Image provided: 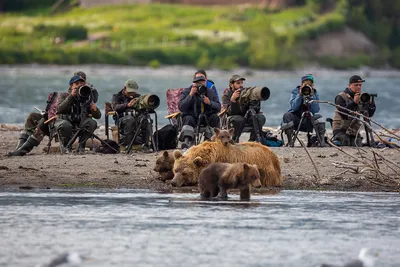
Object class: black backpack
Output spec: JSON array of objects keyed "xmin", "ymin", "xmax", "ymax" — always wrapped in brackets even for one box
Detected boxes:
[{"xmin": 154, "ymin": 124, "xmax": 178, "ymax": 150}]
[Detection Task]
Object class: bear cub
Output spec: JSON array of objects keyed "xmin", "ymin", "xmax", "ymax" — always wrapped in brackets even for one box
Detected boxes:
[
  {"xmin": 199, "ymin": 162, "xmax": 262, "ymax": 200},
  {"xmin": 153, "ymin": 151, "xmax": 175, "ymax": 181},
  {"xmin": 210, "ymin": 127, "xmax": 235, "ymax": 146}
]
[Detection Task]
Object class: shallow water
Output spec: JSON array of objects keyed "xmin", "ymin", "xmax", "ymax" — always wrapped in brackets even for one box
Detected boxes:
[
  {"xmin": 1, "ymin": 65, "xmax": 400, "ymax": 128},
  {"xmin": 0, "ymin": 189, "xmax": 399, "ymax": 267}
]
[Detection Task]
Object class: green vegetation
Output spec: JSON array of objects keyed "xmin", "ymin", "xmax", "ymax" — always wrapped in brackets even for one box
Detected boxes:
[{"xmin": 0, "ymin": 0, "xmax": 398, "ymax": 69}]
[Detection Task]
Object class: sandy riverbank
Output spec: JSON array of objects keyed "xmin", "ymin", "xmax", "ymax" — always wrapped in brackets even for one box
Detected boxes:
[{"xmin": 0, "ymin": 125, "xmax": 399, "ymax": 193}]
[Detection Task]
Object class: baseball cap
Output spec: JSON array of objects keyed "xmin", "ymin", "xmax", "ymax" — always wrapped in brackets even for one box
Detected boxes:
[
  {"xmin": 229, "ymin": 74, "xmax": 246, "ymax": 84},
  {"xmin": 193, "ymin": 75, "xmax": 206, "ymax": 83},
  {"xmin": 125, "ymin": 79, "xmax": 139, "ymax": 92},
  {"xmin": 301, "ymin": 74, "xmax": 314, "ymax": 83},
  {"xmin": 74, "ymin": 71, "xmax": 86, "ymax": 80},
  {"xmin": 69, "ymin": 75, "xmax": 85, "ymax": 85},
  {"xmin": 349, "ymin": 75, "xmax": 365, "ymax": 84}
]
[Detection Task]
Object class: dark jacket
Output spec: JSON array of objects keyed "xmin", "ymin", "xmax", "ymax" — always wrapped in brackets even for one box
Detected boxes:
[
  {"xmin": 335, "ymin": 88, "xmax": 376, "ymax": 120},
  {"xmin": 178, "ymin": 86, "xmax": 221, "ymax": 117},
  {"xmin": 222, "ymin": 88, "xmax": 261, "ymax": 117},
  {"xmin": 56, "ymin": 88, "xmax": 101, "ymax": 122},
  {"xmin": 111, "ymin": 89, "xmax": 140, "ymax": 117}
]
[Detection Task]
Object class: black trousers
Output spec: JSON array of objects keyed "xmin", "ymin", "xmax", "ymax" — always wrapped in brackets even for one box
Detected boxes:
[
  {"xmin": 182, "ymin": 113, "xmax": 220, "ymax": 128},
  {"xmin": 283, "ymin": 112, "xmax": 313, "ymax": 132}
]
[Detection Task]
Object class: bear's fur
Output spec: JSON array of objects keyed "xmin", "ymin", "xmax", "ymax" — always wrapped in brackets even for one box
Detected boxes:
[
  {"xmin": 199, "ymin": 162, "xmax": 262, "ymax": 200},
  {"xmin": 210, "ymin": 127, "xmax": 235, "ymax": 146},
  {"xmin": 153, "ymin": 151, "xmax": 175, "ymax": 181},
  {"xmin": 171, "ymin": 141, "xmax": 283, "ymax": 187}
]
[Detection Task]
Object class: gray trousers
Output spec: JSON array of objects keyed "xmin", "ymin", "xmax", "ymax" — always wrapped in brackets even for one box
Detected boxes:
[{"xmin": 55, "ymin": 117, "xmax": 97, "ymax": 147}]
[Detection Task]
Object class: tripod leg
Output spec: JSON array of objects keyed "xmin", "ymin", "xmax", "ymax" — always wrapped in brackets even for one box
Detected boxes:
[
  {"xmin": 250, "ymin": 112, "xmax": 264, "ymax": 145},
  {"xmin": 195, "ymin": 114, "xmax": 204, "ymax": 145},
  {"xmin": 202, "ymin": 115, "xmax": 213, "ymax": 141},
  {"xmin": 290, "ymin": 113, "xmax": 306, "ymax": 147},
  {"xmin": 126, "ymin": 118, "xmax": 144, "ymax": 154},
  {"xmin": 235, "ymin": 112, "xmax": 250, "ymax": 143},
  {"xmin": 65, "ymin": 129, "xmax": 82, "ymax": 152}
]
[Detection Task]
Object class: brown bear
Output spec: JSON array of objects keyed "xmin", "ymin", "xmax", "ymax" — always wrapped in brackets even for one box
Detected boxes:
[
  {"xmin": 210, "ymin": 127, "xmax": 235, "ymax": 146},
  {"xmin": 171, "ymin": 141, "xmax": 283, "ymax": 187},
  {"xmin": 199, "ymin": 162, "xmax": 262, "ymax": 200},
  {"xmin": 153, "ymin": 151, "xmax": 175, "ymax": 181}
]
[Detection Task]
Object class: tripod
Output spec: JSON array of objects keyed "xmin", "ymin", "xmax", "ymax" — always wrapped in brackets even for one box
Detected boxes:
[
  {"xmin": 194, "ymin": 96, "xmax": 213, "ymax": 145},
  {"xmin": 234, "ymin": 108, "xmax": 264, "ymax": 145},
  {"xmin": 65, "ymin": 127, "xmax": 119, "ymax": 154},
  {"xmin": 289, "ymin": 98, "xmax": 325, "ymax": 147},
  {"xmin": 126, "ymin": 109, "xmax": 158, "ymax": 154}
]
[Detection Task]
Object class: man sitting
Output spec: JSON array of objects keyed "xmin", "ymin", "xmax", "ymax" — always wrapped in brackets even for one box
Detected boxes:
[
  {"xmin": 178, "ymin": 72, "xmax": 221, "ymax": 149},
  {"xmin": 222, "ymin": 74, "xmax": 266, "ymax": 142}
]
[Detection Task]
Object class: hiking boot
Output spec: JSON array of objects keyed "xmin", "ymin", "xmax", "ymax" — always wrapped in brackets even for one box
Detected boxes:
[
  {"xmin": 8, "ymin": 135, "xmax": 39, "ymax": 157},
  {"xmin": 14, "ymin": 133, "xmax": 29, "ymax": 151},
  {"xmin": 181, "ymin": 137, "xmax": 192, "ymax": 149}
]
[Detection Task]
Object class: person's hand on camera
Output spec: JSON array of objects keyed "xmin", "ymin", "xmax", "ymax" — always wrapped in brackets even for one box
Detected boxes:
[
  {"xmin": 90, "ymin": 103, "xmax": 98, "ymax": 111},
  {"xmin": 354, "ymin": 93, "xmax": 360, "ymax": 104},
  {"xmin": 203, "ymin": 96, "xmax": 211, "ymax": 105},
  {"xmin": 71, "ymin": 88, "xmax": 77, "ymax": 97},
  {"xmin": 231, "ymin": 90, "xmax": 241, "ymax": 103},
  {"xmin": 190, "ymin": 84, "xmax": 198, "ymax": 97},
  {"xmin": 127, "ymin": 98, "xmax": 136, "ymax": 107}
]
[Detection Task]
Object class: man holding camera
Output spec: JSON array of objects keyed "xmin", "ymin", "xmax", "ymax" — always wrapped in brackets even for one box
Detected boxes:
[
  {"xmin": 194, "ymin": 69, "xmax": 219, "ymax": 100},
  {"xmin": 281, "ymin": 74, "xmax": 326, "ymax": 146},
  {"xmin": 55, "ymin": 75, "xmax": 101, "ymax": 154},
  {"xmin": 178, "ymin": 72, "xmax": 221, "ymax": 149},
  {"xmin": 222, "ymin": 75, "xmax": 266, "ymax": 142},
  {"xmin": 111, "ymin": 79, "xmax": 143, "ymax": 150},
  {"xmin": 332, "ymin": 75, "xmax": 376, "ymax": 146},
  {"xmin": 7, "ymin": 71, "xmax": 98, "ymax": 156}
]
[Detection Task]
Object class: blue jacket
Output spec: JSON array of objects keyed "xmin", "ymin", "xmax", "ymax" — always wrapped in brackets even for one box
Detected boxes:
[
  {"xmin": 207, "ymin": 80, "xmax": 219, "ymax": 99},
  {"xmin": 287, "ymin": 86, "xmax": 320, "ymax": 114}
]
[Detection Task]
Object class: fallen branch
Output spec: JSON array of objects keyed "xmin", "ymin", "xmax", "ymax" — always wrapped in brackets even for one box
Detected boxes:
[
  {"xmin": 327, "ymin": 139, "xmax": 392, "ymax": 181},
  {"xmin": 297, "ymin": 137, "xmax": 321, "ymax": 180}
]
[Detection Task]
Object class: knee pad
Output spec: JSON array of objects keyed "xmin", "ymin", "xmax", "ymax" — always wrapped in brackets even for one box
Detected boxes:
[{"xmin": 179, "ymin": 125, "xmax": 195, "ymax": 142}]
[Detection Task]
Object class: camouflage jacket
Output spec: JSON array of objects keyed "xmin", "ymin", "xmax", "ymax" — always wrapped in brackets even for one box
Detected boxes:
[{"xmin": 56, "ymin": 88, "xmax": 101, "ymax": 121}]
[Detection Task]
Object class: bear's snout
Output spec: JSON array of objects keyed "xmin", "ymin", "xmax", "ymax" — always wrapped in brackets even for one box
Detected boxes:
[
  {"xmin": 252, "ymin": 179, "xmax": 262, "ymax": 188},
  {"xmin": 170, "ymin": 180, "xmax": 177, "ymax": 186}
]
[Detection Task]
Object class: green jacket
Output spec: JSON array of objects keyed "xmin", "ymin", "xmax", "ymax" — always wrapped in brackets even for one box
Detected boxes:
[{"xmin": 56, "ymin": 89, "xmax": 101, "ymax": 121}]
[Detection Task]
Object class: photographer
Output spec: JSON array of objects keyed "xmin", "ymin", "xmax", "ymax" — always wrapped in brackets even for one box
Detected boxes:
[
  {"xmin": 222, "ymin": 75, "xmax": 266, "ymax": 142},
  {"xmin": 332, "ymin": 75, "xmax": 376, "ymax": 146},
  {"xmin": 7, "ymin": 71, "xmax": 98, "ymax": 157},
  {"xmin": 111, "ymin": 79, "xmax": 142, "ymax": 150},
  {"xmin": 55, "ymin": 75, "xmax": 101, "ymax": 154},
  {"xmin": 194, "ymin": 69, "xmax": 219, "ymax": 100},
  {"xmin": 178, "ymin": 73, "xmax": 221, "ymax": 149},
  {"xmin": 281, "ymin": 74, "xmax": 326, "ymax": 146}
]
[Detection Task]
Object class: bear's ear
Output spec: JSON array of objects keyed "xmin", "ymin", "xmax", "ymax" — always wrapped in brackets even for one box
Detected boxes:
[
  {"xmin": 173, "ymin": 150, "xmax": 183, "ymax": 160},
  {"xmin": 243, "ymin": 163, "xmax": 249, "ymax": 170},
  {"xmin": 193, "ymin": 156, "xmax": 208, "ymax": 167},
  {"xmin": 228, "ymin": 128, "xmax": 235, "ymax": 136},
  {"xmin": 163, "ymin": 151, "xmax": 169, "ymax": 158},
  {"xmin": 213, "ymin": 127, "xmax": 220, "ymax": 136},
  {"xmin": 252, "ymin": 164, "xmax": 258, "ymax": 169}
]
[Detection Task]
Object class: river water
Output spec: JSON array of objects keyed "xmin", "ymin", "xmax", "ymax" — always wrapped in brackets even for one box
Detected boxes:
[
  {"xmin": 1, "ymin": 65, "xmax": 400, "ymax": 128},
  {"xmin": 0, "ymin": 189, "xmax": 399, "ymax": 267}
]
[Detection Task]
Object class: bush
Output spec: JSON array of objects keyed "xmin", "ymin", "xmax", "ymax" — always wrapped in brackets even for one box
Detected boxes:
[
  {"xmin": 33, "ymin": 24, "xmax": 88, "ymax": 41},
  {"xmin": 148, "ymin": 59, "xmax": 161, "ymax": 69}
]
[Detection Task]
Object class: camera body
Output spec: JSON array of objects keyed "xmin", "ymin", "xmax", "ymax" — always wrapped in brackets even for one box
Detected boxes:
[
  {"xmin": 75, "ymin": 84, "xmax": 92, "ymax": 103},
  {"xmin": 358, "ymin": 92, "xmax": 377, "ymax": 113},
  {"xmin": 300, "ymin": 85, "xmax": 313, "ymax": 97},
  {"xmin": 195, "ymin": 84, "xmax": 208, "ymax": 96}
]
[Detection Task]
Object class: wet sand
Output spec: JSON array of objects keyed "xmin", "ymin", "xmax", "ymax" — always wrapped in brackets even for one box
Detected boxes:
[{"xmin": 0, "ymin": 125, "xmax": 399, "ymax": 193}]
